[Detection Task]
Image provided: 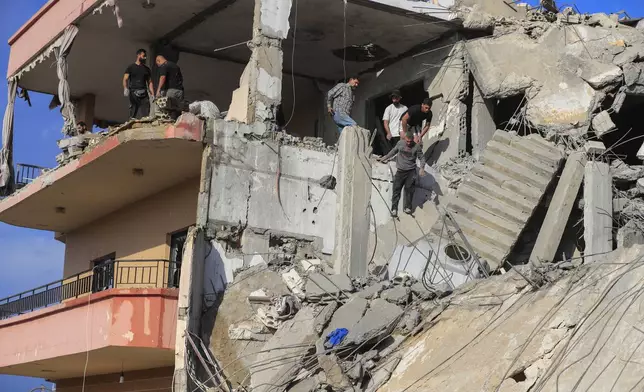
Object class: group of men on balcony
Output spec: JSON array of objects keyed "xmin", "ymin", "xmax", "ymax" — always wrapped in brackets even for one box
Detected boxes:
[{"xmin": 122, "ymin": 49, "xmax": 185, "ymax": 119}]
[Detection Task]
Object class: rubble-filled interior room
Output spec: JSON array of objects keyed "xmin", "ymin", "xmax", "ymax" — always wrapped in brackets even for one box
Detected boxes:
[{"xmin": 8, "ymin": 0, "xmax": 460, "ymax": 144}]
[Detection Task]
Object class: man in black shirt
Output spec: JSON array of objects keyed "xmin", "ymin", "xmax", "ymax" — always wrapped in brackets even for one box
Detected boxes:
[
  {"xmin": 155, "ymin": 54, "xmax": 184, "ymax": 101},
  {"xmin": 123, "ymin": 49, "xmax": 153, "ymax": 119},
  {"xmin": 401, "ymin": 97, "xmax": 433, "ymax": 144}
]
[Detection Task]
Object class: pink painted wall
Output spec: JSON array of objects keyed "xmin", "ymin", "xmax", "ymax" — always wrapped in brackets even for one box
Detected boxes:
[
  {"xmin": 0, "ymin": 289, "xmax": 177, "ymax": 369},
  {"xmin": 7, "ymin": 0, "xmax": 100, "ymax": 78}
]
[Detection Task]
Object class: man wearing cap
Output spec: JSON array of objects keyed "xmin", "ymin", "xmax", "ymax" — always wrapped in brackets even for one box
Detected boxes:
[{"xmin": 382, "ymin": 90, "xmax": 407, "ymax": 149}]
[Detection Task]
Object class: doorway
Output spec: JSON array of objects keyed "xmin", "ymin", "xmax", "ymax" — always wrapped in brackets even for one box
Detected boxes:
[
  {"xmin": 169, "ymin": 229, "xmax": 188, "ymax": 287},
  {"xmin": 366, "ymin": 80, "xmax": 428, "ymax": 156},
  {"xmin": 91, "ymin": 252, "xmax": 116, "ymax": 293}
]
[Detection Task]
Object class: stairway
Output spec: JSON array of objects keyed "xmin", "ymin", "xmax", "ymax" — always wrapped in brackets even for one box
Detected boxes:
[{"xmin": 431, "ymin": 130, "xmax": 565, "ymax": 270}]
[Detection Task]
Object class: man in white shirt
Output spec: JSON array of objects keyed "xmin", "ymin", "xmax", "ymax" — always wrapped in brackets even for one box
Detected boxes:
[{"xmin": 382, "ymin": 90, "xmax": 408, "ymax": 149}]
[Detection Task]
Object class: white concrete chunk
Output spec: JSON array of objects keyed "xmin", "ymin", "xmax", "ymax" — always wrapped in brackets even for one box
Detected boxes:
[{"xmin": 583, "ymin": 161, "xmax": 613, "ymax": 263}]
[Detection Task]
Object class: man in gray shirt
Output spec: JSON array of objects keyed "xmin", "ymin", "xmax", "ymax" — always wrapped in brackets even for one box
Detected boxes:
[
  {"xmin": 327, "ymin": 76, "xmax": 360, "ymax": 133},
  {"xmin": 378, "ymin": 132, "xmax": 426, "ymax": 217}
]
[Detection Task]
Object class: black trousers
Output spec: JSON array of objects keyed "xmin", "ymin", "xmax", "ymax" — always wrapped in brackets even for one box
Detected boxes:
[
  {"xmin": 392, "ymin": 168, "xmax": 416, "ymax": 211},
  {"xmin": 129, "ymin": 89, "xmax": 150, "ymax": 119}
]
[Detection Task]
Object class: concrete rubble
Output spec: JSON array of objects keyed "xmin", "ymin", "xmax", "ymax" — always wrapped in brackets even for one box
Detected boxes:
[{"xmin": 194, "ymin": 3, "xmax": 644, "ymax": 392}]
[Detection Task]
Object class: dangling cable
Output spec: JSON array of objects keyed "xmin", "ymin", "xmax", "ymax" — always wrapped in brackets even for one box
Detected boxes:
[
  {"xmin": 285, "ymin": 0, "xmax": 298, "ymax": 127},
  {"xmin": 343, "ymin": 0, "xmax": 348, "ymax": 81}
]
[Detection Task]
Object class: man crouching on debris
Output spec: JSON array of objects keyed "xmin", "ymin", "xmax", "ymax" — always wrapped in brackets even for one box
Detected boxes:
[{"xmin": 377, "ymin": 131, "xmax": 426, "ymax": 217}]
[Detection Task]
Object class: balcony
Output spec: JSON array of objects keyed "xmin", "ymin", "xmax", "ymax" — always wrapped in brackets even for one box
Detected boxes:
[
  {"xmin": 0, "ymin": 115, "xmax": 204, "ymax": 233},
  {"xmin": 0, "ymin": 259, "xmax": 180, "ymax": 320},
  {"xmin": 15, "ymin": 163, "xmax": 47, "ymax": 190},
  {"xmin": 0, "ymin": 260, "xmax": 180, "ymax": 379}
]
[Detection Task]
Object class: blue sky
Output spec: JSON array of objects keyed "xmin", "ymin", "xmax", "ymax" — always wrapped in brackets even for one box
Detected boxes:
[
  {"xmin": 0, "ymin": 0, "xmax": 643, "ymax": 391},
  {"xmin": 0, "ymin": 1, "xmax": 64, "ymax": 391}
]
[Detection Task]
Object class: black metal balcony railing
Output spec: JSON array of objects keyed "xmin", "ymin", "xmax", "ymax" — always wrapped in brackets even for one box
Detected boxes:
[
  {"xmin": 0, "ymin": 260, "xmax": 180, "ymax": 320},
  {"xmin": 15, "ymin": 163, "xmax": 47, "ymax": 189}
]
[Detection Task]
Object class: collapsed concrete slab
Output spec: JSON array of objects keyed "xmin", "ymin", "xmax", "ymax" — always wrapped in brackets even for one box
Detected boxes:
[
  {"xmin": 466, "ymin": 23, "xmax": 644, "ymax": 135},
  {"xmin": 430, "ymin": 131, "xmax": 564, "ymax": 269},
  {"xmin": 345, "ymin": 299, "xmax": 404, "ymax": 346},
  {"xmin": 379, "ymin": 246, "xmax": 644, "ymax": 392},
  {"xmin": 466, "ymin": 33, "xmax": 596, "ymax": 134},
  {"xmin": 250, "ymin": 307, "xmax": 318, "ymax": 392},
  {"xmin": 530, "ymin": 152, "xmax": 587, "ymax": 266},
  {"xmin": 321, "ymin": 297, "xmax": 368, "ymax": 338},
  {"xmin": 305, "ymin": 273, "xmax": 354, "ymax": 300},
  {"xmin": 208, "ymin": 264, "xmax": 291, "ymax": 387}
]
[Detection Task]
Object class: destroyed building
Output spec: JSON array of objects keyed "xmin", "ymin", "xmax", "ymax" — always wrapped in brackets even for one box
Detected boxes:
[{"xmin": 1, "ymin": 0, "xmax": 644, "ymax": 391}]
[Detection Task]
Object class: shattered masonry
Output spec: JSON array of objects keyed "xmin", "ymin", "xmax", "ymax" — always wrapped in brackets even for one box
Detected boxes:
[{"xmin": 179, "ymin": 2, "xmax": 644, "ymax": 392}]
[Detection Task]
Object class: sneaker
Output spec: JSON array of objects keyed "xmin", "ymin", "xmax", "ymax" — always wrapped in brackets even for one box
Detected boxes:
[
  {"xmin": 391, "ymin": 209, "xmax": 398, "ymax": 218},
  {"xmin": 403, "ymin": 208, "xmax": 412, "ymax": 215}
]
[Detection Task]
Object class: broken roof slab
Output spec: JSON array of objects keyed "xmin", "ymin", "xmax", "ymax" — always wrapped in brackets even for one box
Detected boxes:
[
  {"xmin": 10, "ymin": 0, "xmax": 458, "ymax": 125},
  {"xmin": 466, "ymin": 33, "xmax": 596, "ymax": 134}
]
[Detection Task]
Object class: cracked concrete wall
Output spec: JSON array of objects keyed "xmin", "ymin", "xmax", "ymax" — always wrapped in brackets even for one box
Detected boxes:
[
  {"xmin": 207, "ymin": 120, "xmax": 337, "ymax": 257},
  {"xmin": 471, "ymin": 78, "xmax": 495, "ymax": 159},
  {"xmin": 380, "ymin": 245, "xmax": 644, "ymax": 392}
]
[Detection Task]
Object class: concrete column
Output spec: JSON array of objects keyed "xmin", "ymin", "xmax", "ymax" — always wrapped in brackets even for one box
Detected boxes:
[
  {"xmin": 226, "ymin": 0, "xmax": 292, "ymax": 128},
  {"xmin": 334, "ymin": 126, "xmax": 372, "ymax": 277},
  {"xmin": 173, "ymin": 227, "xmax": 206, "ymax": 392},
  {"xmin": 584, "ymin": 161, "xmax": 613, "ymax": 262},
  {"xmin": 530, "ymin": 152, "xmax": 587, "ymax": 266},
  {"xmin": 471, "ymin": 79, "xmax": 495, "ymax": 159},
  {"xmin": 76, "ymin": 93, "xmax": 95, "ymax": 129}
]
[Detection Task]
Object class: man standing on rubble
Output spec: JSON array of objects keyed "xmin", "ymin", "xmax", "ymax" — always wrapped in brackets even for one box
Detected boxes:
[
  {"xmin": 155, "ymin": 54, "xmax": 184, "ymax": 101},
  {"xmin": 377, "ymin": 131, "xmax": 426, "ymax": 217},
  {"xmin": 327, "ymin": 76, "xmax": 360, "ymax": 132},
  {"xmin": 401, "ymin": 98, "xmax": 433, "ymax": 144},
  {"xmin": 382, "ymin": 89, "xmax": 407, "ymax": 148},
  {"xmin": 123, "ymin": 49, "xmax": 153, "ymax": 119}
]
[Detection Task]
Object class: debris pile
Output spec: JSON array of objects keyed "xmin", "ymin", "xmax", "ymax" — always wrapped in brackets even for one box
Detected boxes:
[
  {"xmin": 262, "ymin": 131, "xmax": 336, "ymax": 152},
  {"xmin": 433, "ymin": 152, "xmax": 476, "ymax": 189},
  {"xmin": 155, "ymin": 95, "xmax": 188, "ymax": 120},
  {"xmin": 197, "ymin": 4, "xmax": 644, "ymax": 392},
  {"xmin": 210, "ymin": 257, "xmax": 455, "ymax": 392},
  {"xmin": 55, "ymin": 133, "xmax": 102, "ymax": 164}
]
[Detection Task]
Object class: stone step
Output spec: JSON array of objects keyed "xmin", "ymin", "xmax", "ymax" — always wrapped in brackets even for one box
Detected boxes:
[
  {"xmin": 457, "ymin": 185, "xmax": 530, "ymax": 226},
  {"xmin": 492, "ymin": 131, "xmax": 563, "ymax": 163},
  {"xmin": 463, "ymin": 174, "xmax": 535, "ymax": 211},
  {"xmin": 429, "ymin": 131, "xmax": 562, "ymax": 271},
  {"xmin": 525, "ymin": 133, "xmax": 563, "ymax": 155},
  {"xmin": 481, "ymin": 151, "xmax": 551, "ymax": 190},
  {"xmin": 449, "ymin": 214, "xmax": 515, "ymax": 249},
  {"xmin": 471, "ymin": 165, "xmax": 543, "ymax": 202},
  {"xmin": 450, "ymin": 197, "xmax": 523, "ymax": 238},
  {"xmin": 519, "ymin": 136, "xmax": 564, "ymax": 161},
  {"xmin": 486, "ymin": 140, "xmax": 559, "ymax": 177}
]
